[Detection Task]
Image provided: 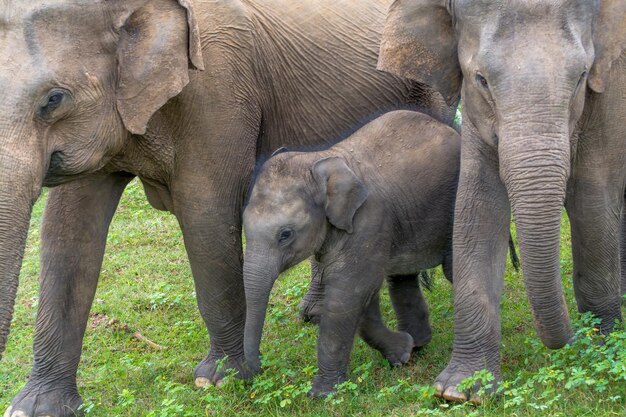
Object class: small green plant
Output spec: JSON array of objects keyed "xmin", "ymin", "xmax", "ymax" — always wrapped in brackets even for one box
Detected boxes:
[{"xmin": 147, "ymin": 283, "xmax": 183, "ymax": 310}]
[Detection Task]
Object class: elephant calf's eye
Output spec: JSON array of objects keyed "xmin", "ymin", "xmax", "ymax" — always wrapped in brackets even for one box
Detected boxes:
[{"xmin": 278, "ymin": 228, "xmax": 294, "ymax": 244}]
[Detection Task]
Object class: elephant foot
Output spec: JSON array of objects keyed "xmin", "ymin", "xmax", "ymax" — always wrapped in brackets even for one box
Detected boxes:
[
  {"xmin": 307, "ymin": 372, "xmax": 347, "ymax": 398},
  {"xmin": 6, "ymin": 381, "xmax": 82, "ymax": 417},
  {"xmin": 194, "ymin": 353, "xmax": 253, "ymax": 387},
  {"xmin": 379, "ymin": 331, "xmax": 413, "ymax": 367},
  {"xmin": 299, "ymin": 297, "xmax": 323, "ymax": 324},
  {"xmin": 433, "ymin": 360, "xmax": 500, "ymax": 403},
  {"xmin": 401, "ymin": 322, "xmax": 432, "ymax": 350}
]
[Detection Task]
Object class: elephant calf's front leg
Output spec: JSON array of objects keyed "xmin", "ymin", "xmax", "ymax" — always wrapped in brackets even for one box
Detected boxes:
[
  {"xmin": 299, "ymin": 258, "xmax": 325, "ymax": 323},
  {"xmin": 309, "ymin": 262, "xmax": 384, "ymax": 397}
]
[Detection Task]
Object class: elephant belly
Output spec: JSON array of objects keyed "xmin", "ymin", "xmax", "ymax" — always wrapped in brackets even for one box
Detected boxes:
[
  {"xmin": 140, "ymin": 178, "xmax": 174, "ymax": 212},
  {"xmin": 385, "ymin": 248, "xmax": 443, "ymax": 277}
]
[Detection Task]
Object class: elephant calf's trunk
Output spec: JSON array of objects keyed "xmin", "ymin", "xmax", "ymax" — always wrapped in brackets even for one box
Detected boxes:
[{"xmin": 243, "ymin": 256, "xmax": 279, "ymax": 374}]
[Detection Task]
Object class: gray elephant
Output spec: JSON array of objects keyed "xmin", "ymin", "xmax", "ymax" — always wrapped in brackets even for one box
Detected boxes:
[
  {"xmin": 0, "ymin": 1, "xmax": 458, "ymax": 416},
  {"xmin": 622, "ymin": 192, "xmax": 626, "ymax": 298},
  {"xmin": 242, "ymin": 110, "xmax": 460, "ymax": 397},
  {"xmin": 377, "ymin": 0, "xmax": 626, "ymax": 402}
]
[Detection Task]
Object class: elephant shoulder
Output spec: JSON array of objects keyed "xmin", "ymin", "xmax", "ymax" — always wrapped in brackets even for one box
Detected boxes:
[{"xmin": 194, "ymin": 0, "xmax": 255, "ymax": 53}]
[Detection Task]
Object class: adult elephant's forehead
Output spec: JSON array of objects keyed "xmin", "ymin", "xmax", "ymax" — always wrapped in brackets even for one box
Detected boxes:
[
  {"xmin": 455, "ymin": 0, "xmax": 599, "ymax": 22},
  {"xmin": 1, "ymin": 1, "xmax": 120, "ymax": 61}
]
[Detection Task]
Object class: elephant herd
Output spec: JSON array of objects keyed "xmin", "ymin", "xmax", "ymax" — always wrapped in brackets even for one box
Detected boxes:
[{"xmin": 0, "ymin": 0, "xmax": 624, "ymax": 416}]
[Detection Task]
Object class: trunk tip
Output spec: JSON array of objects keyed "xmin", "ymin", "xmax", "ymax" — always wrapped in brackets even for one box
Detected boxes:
[{"xmin": 538, "ymin": 326, "xmax": 573, "ymax": 350}]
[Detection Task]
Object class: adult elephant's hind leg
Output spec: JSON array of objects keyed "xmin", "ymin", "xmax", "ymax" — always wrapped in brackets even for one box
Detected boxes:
[{"xmin": 7, "ymin": 172, "xmax": 133, "ymax": 417}]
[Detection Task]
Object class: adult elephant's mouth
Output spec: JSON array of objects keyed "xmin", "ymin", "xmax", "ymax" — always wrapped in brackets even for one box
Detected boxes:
[{"xmin": 43, "ymin": 151, "xmax": 118, "ymax": 187}]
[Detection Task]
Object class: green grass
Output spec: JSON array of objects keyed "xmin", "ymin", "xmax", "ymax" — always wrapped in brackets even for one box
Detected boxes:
[{"xmin": 1, "ymin": 179, "xmax": 625, "ymax": 416}]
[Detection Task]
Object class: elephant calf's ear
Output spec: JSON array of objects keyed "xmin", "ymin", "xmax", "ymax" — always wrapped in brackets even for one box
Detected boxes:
[
  {"xmin": 377, "ymin": 0, "xmax": 462, "ymax": 105},
  {"xmin": 588, "ymin": 0, "xmax": 626, "ymax": 93},
  {"xmin": 116, "ymin": 0, "xmax": 204, "ymax": 135},
  {"xmin": 312, "ymin": 157, "xmax": 368, "ymax": 234}
]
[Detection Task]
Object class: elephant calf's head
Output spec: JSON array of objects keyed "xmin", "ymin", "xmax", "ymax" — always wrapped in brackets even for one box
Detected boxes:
[{"xmin": 242, "ymin": 151, "xmax": 368, "ymax": 371}]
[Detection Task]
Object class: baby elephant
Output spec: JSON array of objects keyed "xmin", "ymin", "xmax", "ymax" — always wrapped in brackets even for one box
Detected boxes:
[{"xmin": 243, "ymin": 110, "xmax": 460, "ymax": 397}]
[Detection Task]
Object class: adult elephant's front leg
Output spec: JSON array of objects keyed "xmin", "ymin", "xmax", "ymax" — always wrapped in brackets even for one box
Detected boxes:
[
  {"xmin": 567, "ymin": 183, "xmax": 623, "ymax": 329},
  {"xmin": 566, "ymin": 86, "xmax": 626, "ymax": 325},
  {"xmin": 620, "ymin": 189, "xmax": 626, "ymax": 302},
  {"xmin": 434, "ymin": 135, "xmax": 511, "ymax": 402},
  {"xmin": 176, "ymin": 197, "xmax": 252, "ymax": 386},
  {"xmin": 7, "ymin": 172, "xmax": 133, "ymax": 417},
  {"xmin": 566, "ymin": 161, "xmax": 624, "ymax": 329}
]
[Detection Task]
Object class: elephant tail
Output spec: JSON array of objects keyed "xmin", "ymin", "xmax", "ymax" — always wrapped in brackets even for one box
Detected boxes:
[
  {"xmin": 418, "ymin": 270, "xmax": 433, "ymax": 291},
  {"xmin": 509, "ymin": 233, "xmax": 520, "ymax": 272}
]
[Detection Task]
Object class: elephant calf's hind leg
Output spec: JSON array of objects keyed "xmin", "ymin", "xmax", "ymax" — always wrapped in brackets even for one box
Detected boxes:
[
  {"xmin": 388, "ymin": 274, "xmax": 432, "ymax": 349},
  {"xmin": 359, "ymin": 293, "xmax": 413, "ymax": 366}
]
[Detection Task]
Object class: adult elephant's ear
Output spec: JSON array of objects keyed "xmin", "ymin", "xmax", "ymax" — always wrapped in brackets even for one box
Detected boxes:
[
  {"xmin": 588, "ymin": 0, "xmax": 626, "ymax": 93},
  {"xmin": 377, "ymin": 0, "xmax": 461, "ymax": 105},
  {"xmin": 312, "ymin": 157, "xmax": 368, "ymax": 234},
  {"xmin": 116, "ymin": 0, "xmax": 205, "ymax": 135}
]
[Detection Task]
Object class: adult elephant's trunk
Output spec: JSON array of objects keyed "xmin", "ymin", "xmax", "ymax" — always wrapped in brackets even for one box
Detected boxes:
[
  {"xmin": 243, "ymin": 248, "xmax": 280, "ymax": 374},
  {"xmin": 0, "ymin": 142, "xmax": 43, "ymax": 358},
  {"xmin": 499, "ymin": 121, "xmax": 573, "ymax": 349}
]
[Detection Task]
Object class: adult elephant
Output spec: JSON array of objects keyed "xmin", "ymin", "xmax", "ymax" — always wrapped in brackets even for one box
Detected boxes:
[
  {"xmin": 622, "ymin": 191, "xmax": 626, "ymax": 297},
  {"xmin": 0, "ymin": 1, "xmax": 456, "ymax": 416},
  {"xmin": 377, "ymin": 0, "xmax": 626, "ymax": 402}
]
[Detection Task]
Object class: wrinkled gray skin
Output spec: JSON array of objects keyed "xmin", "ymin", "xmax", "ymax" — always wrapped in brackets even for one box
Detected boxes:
[
  {"xmin": 622, "ymin": 191, "xmax": 626, "ymax": 298},
  {"xmin": 0, "ymin": 1, "xmax": 457, "ymax": 416},
  {"xmin": 243, "ymin": 111, "xmax": 459, "ymax": 397},
  {"xmin": 377, "ymin": 0, "xmax": 626, "ymax": 402}
]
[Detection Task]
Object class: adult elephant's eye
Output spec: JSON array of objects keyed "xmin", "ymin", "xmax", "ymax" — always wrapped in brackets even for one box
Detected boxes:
[
  {"xmin": 38, "ymin": 89, "xmax": 72, "ymax": 120},
  {"xmin": 476, "ymin": 73, "xmax": 489, "ymax": 89},
  {"xmin": 47, "ymin": 92, "xmax": 64, "ymax": 107},
  {"xmin": 278, "ymin": 228, "xmax": 294, "ymax": 244},
  {"xmin": 577, "ymin": 71, "xmax": 588, "ymax": 88}
]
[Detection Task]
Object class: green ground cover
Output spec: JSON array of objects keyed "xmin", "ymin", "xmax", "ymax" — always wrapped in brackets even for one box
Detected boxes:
[{"xmin": 1, "ymin": 179, "xmax": 625, "ymax": 416}]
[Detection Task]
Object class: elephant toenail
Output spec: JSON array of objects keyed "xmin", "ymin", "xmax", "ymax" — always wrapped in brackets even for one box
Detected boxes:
[
  {"xmin": 215, "ymin": 380, "xmax": 225, "ymax": 388},
  {"xmin": 195, "ymin": 377, "xmax": 211, "ymax": 388},
  {"xmin": 401, "ymin": 352, "xmax": 411, "ymax": 363},
  {"xmin": 11, "ymin": 410, "xmax": 29, "ymax": 417},
  {"xmin": 433, "ymin": 383, "xmax": 444, "ymax": 396},
  {"xmin": 3, "ymin": 406, "xmax": 11, "ymax": 417},
  {"xmin": 469, "ymin": 393, "xmax": 482, "ymax": 404},
  {"xmin": 443, "ymin": 386, "xmax": 467, "ymax": 402}
]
